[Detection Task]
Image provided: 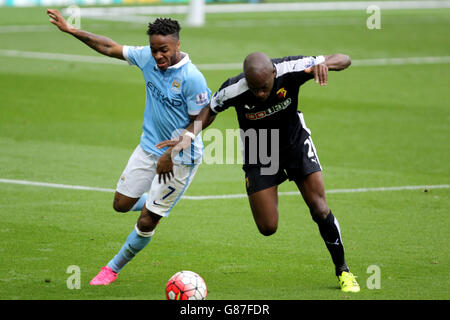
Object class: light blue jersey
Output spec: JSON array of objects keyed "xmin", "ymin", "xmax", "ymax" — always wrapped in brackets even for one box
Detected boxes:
[{"xmin": 123, "ymin": 45, "xmax": 211, "ymax": 165}]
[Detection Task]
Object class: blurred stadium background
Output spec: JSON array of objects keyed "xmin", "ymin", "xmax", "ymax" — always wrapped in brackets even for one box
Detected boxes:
[{"xmin": 0, "ymin": 0, "xmax": 449, "ymax": 300}]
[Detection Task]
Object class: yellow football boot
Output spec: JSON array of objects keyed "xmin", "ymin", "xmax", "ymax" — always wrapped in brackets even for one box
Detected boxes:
[{"xmin": 337, "ymin": 271, "xmax": 360, "ymax": 293}]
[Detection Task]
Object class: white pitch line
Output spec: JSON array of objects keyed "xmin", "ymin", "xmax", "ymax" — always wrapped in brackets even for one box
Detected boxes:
[
  {"xmin": 351, "ymin": 56, "xmax": 450, "ymax": 66},
  {"xmin": 0, "ymin": 178, "xmax": 448, "ymax": 200},
  {"xmin": 0, "ymin": 49, "xmax": 125, "ymax": 65},
  {"xmin": 0, "ymin": 25, "xmax": 55, "ymax": 33},
  {"xmin": 0, "ymin": 178, "xmax": 115, "ymax": 193},
  {"xmin": 0, "ymin": 49, "xmax": 449, "ymax": 70}
]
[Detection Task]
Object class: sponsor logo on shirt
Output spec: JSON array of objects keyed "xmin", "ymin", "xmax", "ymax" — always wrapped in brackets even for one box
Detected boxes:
[
  {"xmin": 147, "ymin": 81, "xmax": 183, "ymax": 108},
  {"xmin": 245, "ymin": 98, "xmax": 292, "ymax": 120}
]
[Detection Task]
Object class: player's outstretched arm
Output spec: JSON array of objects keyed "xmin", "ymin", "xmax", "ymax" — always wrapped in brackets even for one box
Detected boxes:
[
  {"xmin": 305, "ymin": 54, "xmax": 351, "ymax": 86},
  {"xmin": 324, "ymin": 54, "xmax": 351, "ymax": 71},
  {"xmin": 47, "ymin": 9, "xmax": 124, "ymax": 60}
]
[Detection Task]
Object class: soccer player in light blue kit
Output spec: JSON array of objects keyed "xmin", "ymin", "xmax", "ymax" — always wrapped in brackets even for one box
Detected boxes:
[{"xmin": 47, "ymin": 9, "xmax": 211, "ymax": 285}]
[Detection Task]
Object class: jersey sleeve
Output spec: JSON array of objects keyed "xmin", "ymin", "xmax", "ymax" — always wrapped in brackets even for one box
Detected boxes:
[
  {"xmin": 273, "ymin": 55, "xmax": 325, "ymax": 83},
  {"xmin": 210, "ymin": 76, "xmax": 247, "ymax": 114},
  {"xmin": 210, "ymin": 79, "xmax": 230, "ymax": 114},
  {"xmin": 182, "ymin": 67, "xmax": 211, "ymax": 116},
  {"xmin": 122, "ymin": 45, "xmax": 152, "ymax": 69}
]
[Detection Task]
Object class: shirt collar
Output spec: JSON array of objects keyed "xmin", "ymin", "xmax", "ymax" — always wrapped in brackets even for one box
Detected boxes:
[
  {"xmin": 168, "ymin": 52, "xmax": 190, "ymax": 69},
  {"xmin": 153, "ymin": 52, "xmax": 190, "ymax": 72}
]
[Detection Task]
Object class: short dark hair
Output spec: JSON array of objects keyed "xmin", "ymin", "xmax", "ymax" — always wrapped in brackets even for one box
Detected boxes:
[{"xmin": 146, "ymin": 18, "xmax": 181, "ymax": 39}]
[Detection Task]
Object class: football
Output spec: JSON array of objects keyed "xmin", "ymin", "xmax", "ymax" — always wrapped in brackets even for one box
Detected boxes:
[{"xmin": 165, "ymin": 270, "xmax": 207, "ymax": 300}]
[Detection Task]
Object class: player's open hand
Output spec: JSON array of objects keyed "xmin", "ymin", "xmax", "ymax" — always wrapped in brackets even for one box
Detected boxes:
[
  {"xmin": 156, "ymin": 134, "xmax": 193, "ymax": 158},
  {"xmin": 47, "ymin": 9, "xmax": 72, "ymax": 33},
  {"xmin": 156, "ymin": 137, "xmax": 181, "ymax": 150},
  {"xmin": 156, "ymin": 153, "xmax": 174, "ymax": 184},
  {"xmin": 305, "ymin": 63, "xmax": 328, "ymax": 86}
]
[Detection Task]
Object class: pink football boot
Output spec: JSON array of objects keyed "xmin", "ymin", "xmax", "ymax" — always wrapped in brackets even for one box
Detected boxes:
[{"xmin": 89, "ymin": 266, "xmax": 118, "ymax": 286}]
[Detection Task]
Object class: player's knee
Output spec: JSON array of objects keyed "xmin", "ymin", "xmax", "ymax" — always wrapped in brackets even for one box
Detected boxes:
[
  {"xmin": 137, "ymin": 211, "xmax": 161, "ymax": 232},
  {"xmin": 260, "ymin": 228, "xmax": 277, "ymax": 236},
  {"xmin": 137, "ymin": 219, "xmax": 154, "ymax": 232},
  {"xmin": 310, "ymin": 202, "xmax": 330, "ymax": 223},
  {"xmin": 113, "ymin": 204, "xmax": 127, "ymax": 213},
  {"xmin": 257, "ymin": 224, "xmax": 278, "ymax": 236},
  {"xmin": 112, "ymin": 201, "xmax": 130, "ymax": 213},
  {"xmin": 113, "ymin": 194, "xmax": 138, "ymax": 213}
]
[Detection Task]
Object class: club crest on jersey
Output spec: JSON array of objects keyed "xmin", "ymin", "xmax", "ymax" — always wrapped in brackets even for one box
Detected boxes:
[
  {"xmin": 277, "ymin": 88, "xmax": 287, "ymax": 99},
  {"xmin": 171, "ymin": 78, "xmax": 182, "ymax": 93}
]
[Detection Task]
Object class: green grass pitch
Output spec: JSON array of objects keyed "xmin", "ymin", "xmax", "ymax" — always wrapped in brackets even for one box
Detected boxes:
[{"xmin": 0, "ymin": 5, "xmax": 449, "ymax": 300}]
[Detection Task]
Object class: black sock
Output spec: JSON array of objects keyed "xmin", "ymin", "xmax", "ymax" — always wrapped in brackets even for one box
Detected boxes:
[{"xmin": 316, "ymin": 211, "xmax": 349, "ymax": 276}]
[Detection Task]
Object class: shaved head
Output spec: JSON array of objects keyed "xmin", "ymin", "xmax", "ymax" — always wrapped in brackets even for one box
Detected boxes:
[
  {"xmin": 244, "ymin": 52, "xmax": 273, "ymax": 78},
  {"xmin": 243, "ymin": 52, "xmax": 276, "ymax": 101}
]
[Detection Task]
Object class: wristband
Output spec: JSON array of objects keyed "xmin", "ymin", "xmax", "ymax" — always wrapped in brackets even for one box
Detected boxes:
[
  {"xmin": 184, "ymin": 131, "xmax": 196, "ymax": 140},
  {"xmin": 314, "ymin": 55, "xmax": 325, "ymax": 65}
]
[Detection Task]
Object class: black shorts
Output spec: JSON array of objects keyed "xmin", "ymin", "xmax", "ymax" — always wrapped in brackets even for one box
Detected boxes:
[{"xmin": 243, "ymin": 129, "xmax": 322, "ymax": 195}]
